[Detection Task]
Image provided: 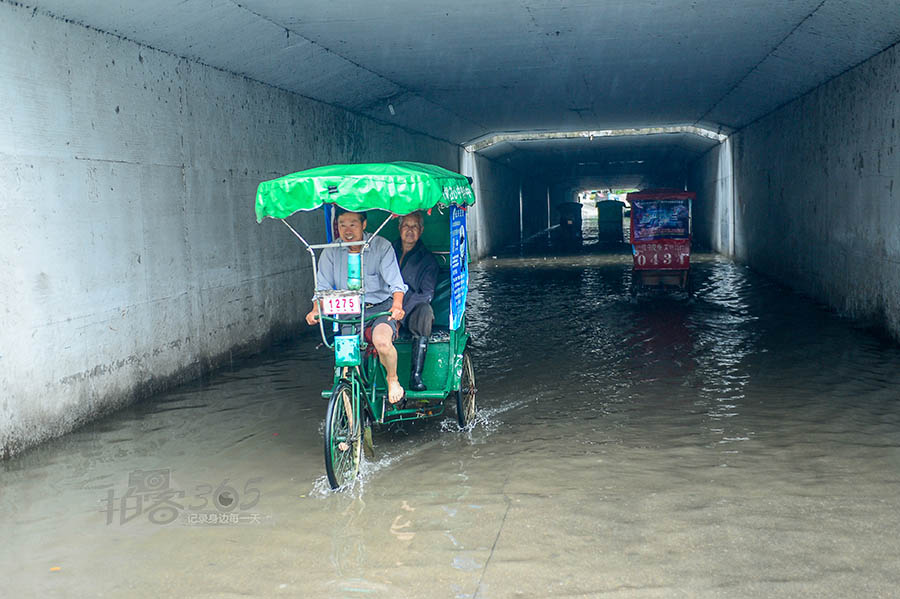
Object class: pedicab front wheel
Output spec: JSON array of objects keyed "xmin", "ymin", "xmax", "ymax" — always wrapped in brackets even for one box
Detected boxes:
[
  {"xmin": 324, "ymin": 381, "xmax": 361, "ymax": 489},
  {"xmin": 455, "ymin": 351, "xmax": 477, "ymax": 428}
]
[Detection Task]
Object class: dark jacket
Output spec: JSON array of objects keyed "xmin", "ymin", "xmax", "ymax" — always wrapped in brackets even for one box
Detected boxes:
[{"xmin": 393, "ymin": 239, "xmax": 439, "ymax": 314}]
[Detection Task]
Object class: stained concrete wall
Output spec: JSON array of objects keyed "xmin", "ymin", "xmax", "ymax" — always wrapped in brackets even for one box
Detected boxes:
[
  {"xmin": 462, "ymin": 151, "xmax": 522, "ymax": 258},
  {"xmin": 689, "ymin": 139, "xmax": 734, "ymax": 253},
  {"xmin": 0, "ymin": 3, "xmax": 458, "ymax": 458},
  {"xmin": 522, "ymin": 178, "xmax": 551, "ymax": 241},
  {"xmin": 694, "ymin": 42, "xmax": 900, "ymax": 341}
]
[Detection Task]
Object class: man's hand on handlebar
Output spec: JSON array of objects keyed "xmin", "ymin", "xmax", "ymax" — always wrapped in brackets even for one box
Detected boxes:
[
  {"xmin": 388, "ymin": 291, "xmax": 405, "ymax": 322},
  {"xmin": 305, "ymin": 304, "xmax": 320, "ymax": 326},
  {"xmin": 388, "ymin": 304, "xmax": 405, "ymax": 322}
]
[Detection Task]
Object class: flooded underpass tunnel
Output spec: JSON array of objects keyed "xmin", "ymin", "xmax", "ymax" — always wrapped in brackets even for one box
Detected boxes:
[
  {"xmin": 4, "ymin": 2, "xmax": 900, "ymax": 597},
  {"xmin": 5, "ymin": 245, "xmax": 900, "ymax": 597}
]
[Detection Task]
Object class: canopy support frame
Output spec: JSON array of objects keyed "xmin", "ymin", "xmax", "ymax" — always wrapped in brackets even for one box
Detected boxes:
[{"xmin": 280, "ymin": 214, "xmax": 398, "ymax": 350}]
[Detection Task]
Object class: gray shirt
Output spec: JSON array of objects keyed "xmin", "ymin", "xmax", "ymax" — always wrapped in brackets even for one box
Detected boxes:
[{"xmin": 316, "ymin": 233, "xmax": 407, "ymax": 304}]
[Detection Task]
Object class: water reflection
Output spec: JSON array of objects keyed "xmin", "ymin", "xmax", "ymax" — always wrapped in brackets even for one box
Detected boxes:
[{"xmin": 4, "ymin": 243, "xmax": 900, "ymax": 597}]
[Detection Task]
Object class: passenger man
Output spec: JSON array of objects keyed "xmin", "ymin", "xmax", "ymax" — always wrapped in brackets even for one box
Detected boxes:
[
  {"xmin": 393, "ymin": 211, "xmax": 439, "ymax": 391},
  {"xmin": 305, "ymin": 208, "xmax": 407, "ymax": 404}
]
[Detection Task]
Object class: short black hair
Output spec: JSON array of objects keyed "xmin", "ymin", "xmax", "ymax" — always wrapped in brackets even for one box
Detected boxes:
[{"xmin": 334, "ymin": 206, "xmax": 367, "ymax": 222}]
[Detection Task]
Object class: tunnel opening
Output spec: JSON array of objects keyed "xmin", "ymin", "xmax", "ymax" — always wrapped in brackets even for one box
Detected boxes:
[{"xmin": 468, "ymin": 127, "xmax": 717, "ymax": 259}]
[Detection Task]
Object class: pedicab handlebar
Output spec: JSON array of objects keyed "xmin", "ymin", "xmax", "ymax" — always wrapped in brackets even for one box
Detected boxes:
[
  {"xmin": 316, "ymin": 311, "xmax": 393, "ymax": 324},
  {"xmin": 314, "ymin": 310, "xmax": 393, "ymax": 350}
]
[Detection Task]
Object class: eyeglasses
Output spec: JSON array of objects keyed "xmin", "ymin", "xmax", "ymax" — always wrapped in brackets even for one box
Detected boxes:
[{"xmin": 399, "ymin": 224, "xmax": 422, "ymax": 231}]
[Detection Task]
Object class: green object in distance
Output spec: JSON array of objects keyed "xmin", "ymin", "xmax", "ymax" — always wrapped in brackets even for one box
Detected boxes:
[{"xmin": 255, "ymin": 161, "xmax": 475, "ymax": 222}]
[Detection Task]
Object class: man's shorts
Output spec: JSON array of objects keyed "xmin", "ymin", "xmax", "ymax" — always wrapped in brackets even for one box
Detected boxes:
[{"xmin": 364, "ymin": 298, "xmax": 398, "ymax": 339}]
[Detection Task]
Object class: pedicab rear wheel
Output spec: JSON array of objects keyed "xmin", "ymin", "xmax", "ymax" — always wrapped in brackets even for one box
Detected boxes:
[
  {"xmin": 455, "ymin": 351, "xmax": 477, "ymax": 428},
  {"xmin": 324, "ymin": 381, "xmax": 361, "ymax": 489}
]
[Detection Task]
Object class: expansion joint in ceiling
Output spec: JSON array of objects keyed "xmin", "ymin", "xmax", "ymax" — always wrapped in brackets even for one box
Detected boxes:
[{"xmin": 465, "ymin": 126, "xmax": 729, "ymax": 153}]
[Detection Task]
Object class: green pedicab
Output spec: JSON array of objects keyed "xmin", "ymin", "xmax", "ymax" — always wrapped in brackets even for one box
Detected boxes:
[{"xmin": 255, "ymin": 162, "xmax": 478, "ymax": 489}]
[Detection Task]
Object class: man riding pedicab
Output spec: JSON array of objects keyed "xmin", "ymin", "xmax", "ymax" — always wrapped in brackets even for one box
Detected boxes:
[{"xmin": 305, "ymin": 208, "xmax": 407, "ymax": 404}]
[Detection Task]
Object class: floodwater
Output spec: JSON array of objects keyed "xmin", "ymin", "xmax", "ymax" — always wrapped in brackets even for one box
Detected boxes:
[{"xmin": 4, "ymin": 223, "xmax": 900, "ymax": 598}]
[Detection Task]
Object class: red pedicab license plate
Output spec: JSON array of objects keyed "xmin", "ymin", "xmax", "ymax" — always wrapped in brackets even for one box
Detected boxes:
[
  {"xmin": 321, "ymin": 295, "xmax": 361, "ymax": 314},
  {"xmin": 633, "ymin": 240, "xmax": 690, "ymax": 270}
]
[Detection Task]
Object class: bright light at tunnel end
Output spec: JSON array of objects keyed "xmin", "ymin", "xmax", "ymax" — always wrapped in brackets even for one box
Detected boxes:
[{"xmin": 464, "ymin": 125, "xmax": 728, "ymax": 152}]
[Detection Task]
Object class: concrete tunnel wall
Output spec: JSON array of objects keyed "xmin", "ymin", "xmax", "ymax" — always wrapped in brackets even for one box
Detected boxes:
[
  {"xmin": 521, "ymin": 177, "xmax": 552, "ymax": 242},
  {"xmin": 689, "ymin": 139, "xmax": 735, "ymax": 254},
  {"xmin": 691, "ymin": 41, "xmax": 900, "ymax": 341},
  {"xmin": 462, "ymin": 151, "xmax": 523, "ymax": 258},
  {"xmin": 0, "ymin": 3, "xmax": 520, "ymax": 458}
]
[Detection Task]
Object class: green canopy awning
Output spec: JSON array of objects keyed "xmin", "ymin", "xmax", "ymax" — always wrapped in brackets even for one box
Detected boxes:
[{"xmin": 255, "ymin": 161, "xmax": 475, "ymax": 222}]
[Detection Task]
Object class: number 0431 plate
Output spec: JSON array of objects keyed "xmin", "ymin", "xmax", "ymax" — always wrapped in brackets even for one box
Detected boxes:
[{"xmin": 321, "ymin": 294, "xmax": 361, "ymax": 315}]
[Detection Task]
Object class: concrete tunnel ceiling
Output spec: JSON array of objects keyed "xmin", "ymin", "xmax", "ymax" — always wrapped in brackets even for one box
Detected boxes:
[
  {"xmin": 28, "ymin": 0, "xmax": 900, "ymax": 186},
  {"xmin": 476, "ymin": 129, "xmax": 725, "ymax": 190}
]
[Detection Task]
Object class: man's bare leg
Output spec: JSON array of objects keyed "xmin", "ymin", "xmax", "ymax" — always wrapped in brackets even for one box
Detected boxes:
[{"xmin": 372, "ymin": 323, "xmax": 404, "ymax": 404}]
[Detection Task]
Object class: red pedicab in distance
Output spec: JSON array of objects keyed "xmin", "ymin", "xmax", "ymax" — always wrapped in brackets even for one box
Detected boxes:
[{"xmin": 628, "ymin": 189, "xmax": 694, "ymax": 297}]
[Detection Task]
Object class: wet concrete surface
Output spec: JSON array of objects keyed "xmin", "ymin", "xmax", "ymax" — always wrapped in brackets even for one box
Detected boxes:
[{"xmin": 4, "ymin": 231, "xmax": 900, "ymax": 598}]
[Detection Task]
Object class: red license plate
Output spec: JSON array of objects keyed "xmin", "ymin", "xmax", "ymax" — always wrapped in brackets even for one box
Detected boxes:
[{"xmin": 633, "ymin": 240, "xmax": 690, "ymax": 270}]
